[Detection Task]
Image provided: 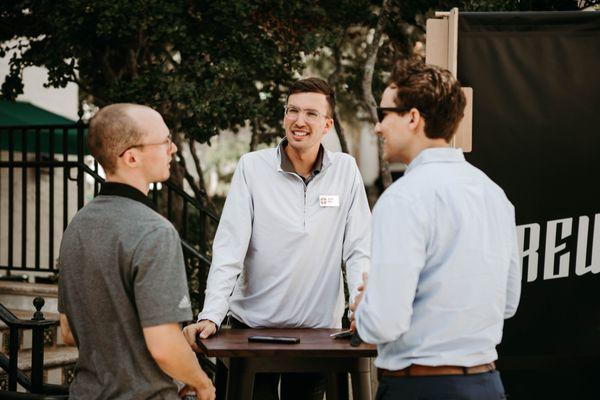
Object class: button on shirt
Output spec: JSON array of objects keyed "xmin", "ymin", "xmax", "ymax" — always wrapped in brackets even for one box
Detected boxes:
[
  {"xmin": 198, "ymin": 141, "xmax": 371, "ymax": 329},
  {"xmin": 356, "ymin": 148, "xmax": 521, "ymax": 370}
]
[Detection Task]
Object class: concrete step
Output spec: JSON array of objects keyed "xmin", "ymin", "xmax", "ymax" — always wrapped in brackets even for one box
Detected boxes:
[
  {"xmin": 0, "ymin": 345, "xmax": 78, "ymax": 391},
  {"xmin": 0, "ymin": 282, "xmax": 58, "ymax": 314}
]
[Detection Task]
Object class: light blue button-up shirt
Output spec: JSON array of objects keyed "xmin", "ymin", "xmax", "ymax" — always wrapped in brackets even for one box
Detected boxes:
[{"xmin": 356, "ymin": 147, "xmax": 521, "ymax": 370}]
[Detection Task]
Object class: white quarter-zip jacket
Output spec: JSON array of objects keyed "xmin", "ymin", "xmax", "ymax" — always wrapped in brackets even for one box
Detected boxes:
[{"xmin": 198, "ymin": 143, "xmax": 371, "ymax": 328}]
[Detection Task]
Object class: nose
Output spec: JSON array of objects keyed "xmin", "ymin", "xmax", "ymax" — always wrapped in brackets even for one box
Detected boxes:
[
  {"xmin": 374, "ymin": 122, "xmax": 382, "ymax": 136},
  {"xmin": 294, "ymin": 112, "xmax": 308, "ymax": 126},
  {"xmin": 170, "ymin": 141, "xmax": 177, "ymax": 154}
]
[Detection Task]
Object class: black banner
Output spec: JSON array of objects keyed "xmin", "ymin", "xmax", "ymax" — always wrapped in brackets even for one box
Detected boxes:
[{"xmin": 458, "ymin": 11, "xmax": 600, "ymax": 399}]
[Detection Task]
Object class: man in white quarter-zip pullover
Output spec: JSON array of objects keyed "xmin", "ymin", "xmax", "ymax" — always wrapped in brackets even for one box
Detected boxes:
[{"xmin": 183, "ymin": 78, "xmax": 371, "ymax": 400}]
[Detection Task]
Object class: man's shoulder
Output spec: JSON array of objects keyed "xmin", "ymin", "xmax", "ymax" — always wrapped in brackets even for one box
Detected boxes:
[
  {"xmin": 378, "ymin": 179, "xmax": 418, "ymax": 206},
  {"xmin": 463, "ymin": 162, "xmax": 513, "ymax": 204},
  {"xmin": 67, "ymin": 195, "xmax": 175, "ymax": 236},
  {"xmin": 326, "ymin": 150, "xmax": 357, "ymax": 166},
  {"xmin": 240, "ymin": 147, "xmax": 277, "ymax": 163},
  {"xmin": 324, "ymin": 151, "xmax": 360, "ymax": 179}
]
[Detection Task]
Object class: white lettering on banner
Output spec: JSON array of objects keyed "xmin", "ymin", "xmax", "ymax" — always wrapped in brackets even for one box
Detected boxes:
[
  {"xmin": 543, "ymin": 218, "xmax": 572, "ymax": 280},
  {"xmin": 575, "ymin": 214, "xmax": 600, "ymax": 276},
  {"xmin": 517, "ymin": 213, "xmax": 599, "ymax": 283},
  {"xmin": 517, "ymin": 223, "xmax": 540, "ymax": 282}
]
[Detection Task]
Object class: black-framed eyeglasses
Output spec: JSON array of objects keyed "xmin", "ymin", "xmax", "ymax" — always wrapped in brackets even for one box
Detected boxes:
[
  {"xmin": 118, "ymin": 134, "xmax": 173, "ymax": 157},
  {"xmin": 376, "ymin": 107, "xmax": 425, "ymax": 123}
]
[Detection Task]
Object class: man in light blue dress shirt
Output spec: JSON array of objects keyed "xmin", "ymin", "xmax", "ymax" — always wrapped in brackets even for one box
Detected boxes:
[{"xmin": 352, "ymin": 60, "xmax": 521, "ymax": 400}]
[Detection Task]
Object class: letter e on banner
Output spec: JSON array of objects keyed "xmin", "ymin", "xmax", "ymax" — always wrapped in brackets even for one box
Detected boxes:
[{"xmin": 544, "ymin": 218, "xmax": 572, "ymax": 280}]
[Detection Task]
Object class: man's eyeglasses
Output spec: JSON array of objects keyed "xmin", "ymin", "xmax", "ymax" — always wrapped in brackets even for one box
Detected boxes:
[
  {"xmin": 118, "ymin": 134, "xmax": 173, "ymax": 157},
  {"xmin": 376, "ymin": 107, "xmax": 425, "ymax": 123},
  {"xmin": 284, "ymin": 106, "xmax": 331, "ymax": 123}
]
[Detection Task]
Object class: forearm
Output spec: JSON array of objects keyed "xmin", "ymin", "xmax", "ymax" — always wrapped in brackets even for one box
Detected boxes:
[
  {"xmin": 59, "ymin": 314, "xmax": 76, "ymax": 346},
  {"xmin": 156, "ymin": 333, "xmax": 210, "ymax": 386},
  {"xmin": 144, "ymin": 324, "xmax": 211, "ymax": 389},
  {"xmin": 504, "ymin": 225, "xmax": 522, "ymax": 319},
  {"xmin": 355, "ymin": 290, "xmax": 411, "ymax": 344},
  {"xmin": 197, "ymin": 260, "xmax": 242, "ymax": 325},
  {"xmin": 345, "ymin": 258, "xmax": 369, "ymax": 303}
]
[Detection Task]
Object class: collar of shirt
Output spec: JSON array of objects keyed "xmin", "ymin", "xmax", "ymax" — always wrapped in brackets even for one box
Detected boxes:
[
  {"xmin": 405, "ymin": 147, "xmax": 465, "ymax": 175},
  {"xmin": 98, "ymin": 182, "xmax": 156, "ymax": 211},
  {"xmin": 277, "ymin": 138, "xmax": 327, "ymax": 184}
]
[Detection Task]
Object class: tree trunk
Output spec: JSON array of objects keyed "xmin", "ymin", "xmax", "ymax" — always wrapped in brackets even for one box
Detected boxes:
[
  {"xmin": 362, "ymin": 0, "xmax": 393, "ymax": 190},
  {"xmin": 328, "ymin": 29, "xmax": 350, "ymax": 154},
  {"xmin": 332, "ymin": 113, "xmax": 350, "ymax": 154},
  {"xmin": 250, "ymin": 118, "xmax": 261, "ymax": 152}
]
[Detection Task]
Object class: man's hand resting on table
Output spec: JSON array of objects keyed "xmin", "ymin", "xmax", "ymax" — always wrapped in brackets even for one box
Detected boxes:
[{"xmin": 183, "ymin": 320, "xmax": 218, "ymax": 352}]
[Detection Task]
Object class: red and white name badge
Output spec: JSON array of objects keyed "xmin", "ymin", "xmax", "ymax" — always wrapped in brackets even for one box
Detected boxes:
[{"xmin": 319, "ymin": 195, "xmax": 340, "ymax": 207}]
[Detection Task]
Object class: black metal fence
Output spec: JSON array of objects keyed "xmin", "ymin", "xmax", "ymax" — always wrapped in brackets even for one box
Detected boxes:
[
  {"xmin": 0, "ymin": 124, "xmax": 216, "ymax": 277},
  {"xmin": 0, "ymin": 297, "xmax": 68, "ymax": 397}
]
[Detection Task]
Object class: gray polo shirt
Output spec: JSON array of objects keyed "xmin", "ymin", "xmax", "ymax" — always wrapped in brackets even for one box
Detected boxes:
[{"xmin": 58, "ymin": 182, "xmax": 192, "ymax": 400}]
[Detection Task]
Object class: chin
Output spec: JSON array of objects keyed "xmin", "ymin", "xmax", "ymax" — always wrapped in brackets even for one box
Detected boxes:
[{"xmin": 158, "ymin": 172, "xmax": 170, "ymax": 182}]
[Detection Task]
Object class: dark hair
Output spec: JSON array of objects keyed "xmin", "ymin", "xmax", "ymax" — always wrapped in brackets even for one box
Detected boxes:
[
  {"xmin": 289, "ymin": 77, "xmax": 335, "ymax": 117},
  {"xmin": 388, "ymin": 59, "xmax": 466, "ymax": 142}
]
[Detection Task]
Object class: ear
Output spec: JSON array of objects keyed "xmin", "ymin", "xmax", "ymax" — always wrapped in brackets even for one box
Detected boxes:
[
  {"xmin": 408, "ymin": 108, "xmax": 423, "ymax": 131},
  {"xmin": 323, "ymin": 116, "xmax": 334, "ymax": 135},
  {"xmin": 121, "ymin": 149, "xmax": 139, "ymax": 168}
]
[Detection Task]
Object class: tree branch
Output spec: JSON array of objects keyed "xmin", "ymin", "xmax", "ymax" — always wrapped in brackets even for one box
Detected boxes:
[
  {"xmin": 328, "ymin": 28, "xmax": 350, "ymax": 154},
  {"xmin": 176, "ymin": 146, "xmax": 203, "ymax": 201},
  {"xmin": 188, "ymin": 138, "xmax": 217, "ymax": 214},
  {"xmin": 99, "ymin": 46, "xmax": 117, "ymax": 85},
  {"xmin": 250, "ymin": 118, "xmax": 261, "ymax": 152},
  {"xmin": 362, "ymin": 0, "xmax": 392, "ymax": 189}
]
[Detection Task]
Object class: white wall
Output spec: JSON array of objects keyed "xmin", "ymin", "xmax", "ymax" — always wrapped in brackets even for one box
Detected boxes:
[{"xmin": 0, "ymin": 40, "xmax": 78, "ymax": 120}]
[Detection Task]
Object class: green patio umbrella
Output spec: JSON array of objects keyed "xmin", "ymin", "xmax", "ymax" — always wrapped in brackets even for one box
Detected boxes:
[{"xmin": 0, "ymin": 100, "xmax": 88, "ymax": 155}]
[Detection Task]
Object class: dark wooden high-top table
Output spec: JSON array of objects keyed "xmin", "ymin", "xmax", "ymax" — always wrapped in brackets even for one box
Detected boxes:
[{"xmin": 198, "ymin": 328, "xmax": 377, "ymax": 400}]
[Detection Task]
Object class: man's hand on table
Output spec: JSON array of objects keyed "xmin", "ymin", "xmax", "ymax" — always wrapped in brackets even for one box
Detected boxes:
[
  {"xmin": 183, "ymin": 320, "xmax": 217, "ymax": 352},
  {"xmin": 349, "ymin": 272, "xmax": 369, "ymax": 331}
]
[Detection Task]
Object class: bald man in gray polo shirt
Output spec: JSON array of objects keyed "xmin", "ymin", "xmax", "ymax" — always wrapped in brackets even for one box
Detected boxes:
[{"xmin": 58, "ymin": 104, "xmax": 214, "ymax": 399}]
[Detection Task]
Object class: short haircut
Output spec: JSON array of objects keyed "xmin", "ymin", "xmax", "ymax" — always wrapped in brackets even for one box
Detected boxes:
[
  {"xmin": 388, "ymin": 59, "xmax": 466, "ymax": 142},
  {"xmin": 87, "ymin": 104, "xmax": 145, "ymax": 174},
  {"xmin": 288, "ymin": 77, "xmax": 335, "ymax": 117}
]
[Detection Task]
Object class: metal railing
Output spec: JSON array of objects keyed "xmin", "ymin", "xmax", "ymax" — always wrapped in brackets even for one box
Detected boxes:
[
  {"xmin": 0, "ymin": 123, "xmax": 219, "ymax": 390},
  {"xmin": 0, "ymin": 297, "xmax": 68, "ymax": 398},
  {"xmin": 0, "ymin": 124, "xmax": 216, "ymax": 275}
]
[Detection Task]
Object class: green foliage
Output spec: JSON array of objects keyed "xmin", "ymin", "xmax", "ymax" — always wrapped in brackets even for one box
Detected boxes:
[{"xmin": 1, "ymin": 1, "xmax": 333, "ymax": 143}]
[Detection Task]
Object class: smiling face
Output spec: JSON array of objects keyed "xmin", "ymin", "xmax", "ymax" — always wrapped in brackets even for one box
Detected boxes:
[
  {"xmin": 375, "ymin": 86, "xmax": 415, "ymax": 164},
  {"xmin": 284, "ymin": 92, "xmax": 333, "ymax": 155}
]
